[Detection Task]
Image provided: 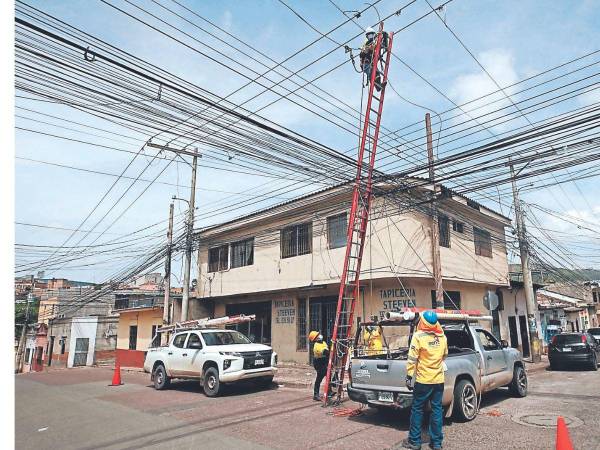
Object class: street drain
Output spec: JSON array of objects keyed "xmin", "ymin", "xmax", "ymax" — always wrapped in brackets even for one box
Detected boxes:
[{"xmin": 511, "ymin": 413, "xmax": 584, "ymax": 429}]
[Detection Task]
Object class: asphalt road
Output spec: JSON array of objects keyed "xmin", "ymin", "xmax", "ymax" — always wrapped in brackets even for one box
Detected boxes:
[{"xmin": 15, "ymin": 365, "xmax": 600, "ymax": 450}]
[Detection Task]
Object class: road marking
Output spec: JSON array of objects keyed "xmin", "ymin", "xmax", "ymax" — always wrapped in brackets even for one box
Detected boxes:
[{"xmin": 37, "ymin": 427, "xmax": 48, "ymax": 432}]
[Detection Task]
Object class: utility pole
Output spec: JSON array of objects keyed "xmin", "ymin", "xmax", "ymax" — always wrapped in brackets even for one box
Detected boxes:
[
  {"xmin": 163, "ymin": 202, "xmax": 174, "ymax": 326},
  {"xmin": 510, "ymin": 162, "xmax": 541, "ymax": 363},
  {"xmin": 15, "ymin": 292, "xmax": 33, "ymax": 373},
  {"xmin": 426, "ymin": 113, "xmax": 444, "ymax": 308},
  {"xmin": 146, "ymin": 142, "xmax": 199, "ymax": 323},
  {"xmin": 181, "ymin": 154, "xmax": 197, "ymax": 322}
]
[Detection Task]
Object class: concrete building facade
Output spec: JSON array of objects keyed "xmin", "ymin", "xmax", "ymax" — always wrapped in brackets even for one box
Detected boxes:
[{"xmin": 193, "ymin": 183, "xmax": 512, "ymax": 364}]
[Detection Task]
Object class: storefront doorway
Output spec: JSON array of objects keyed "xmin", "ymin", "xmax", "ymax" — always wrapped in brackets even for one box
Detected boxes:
[
  {"xmin": 309, "ymin": 296, "xmax": 338, "ymax": 343},
  {"xmin": 226, "ymin": 301, "xmax": 271, "ymax": 344}
]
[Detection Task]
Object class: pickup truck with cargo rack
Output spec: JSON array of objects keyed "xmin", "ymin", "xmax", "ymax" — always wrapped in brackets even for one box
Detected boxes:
[
  {"xmin": 347, "ymin": 311, "xmax": 527, "ymax": 421},
  {"xmin": 144, "ymin": 327, "xmax": 277, "ymax": 397}
]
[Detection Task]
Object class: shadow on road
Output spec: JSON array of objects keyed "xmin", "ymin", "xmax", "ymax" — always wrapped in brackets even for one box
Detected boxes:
[{"xmin": 145, "ymin": 378, "xmax": 280, "ymax": 397}]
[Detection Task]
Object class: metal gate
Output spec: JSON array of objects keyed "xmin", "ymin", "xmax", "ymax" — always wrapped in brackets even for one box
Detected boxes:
[{"xmin": 73, "ymin": 338, "xmax": 89, "ymax": 366}]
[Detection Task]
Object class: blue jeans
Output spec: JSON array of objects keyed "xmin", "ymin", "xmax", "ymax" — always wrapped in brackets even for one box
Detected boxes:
[{"xmin": 409, "ymin": 382, "xmax": 444, "ymax": 447}]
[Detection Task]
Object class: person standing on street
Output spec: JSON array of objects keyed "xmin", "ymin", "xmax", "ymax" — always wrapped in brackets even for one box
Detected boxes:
[
  {"xmin": 402, "ymin": 311, "xmax": 448, "ymax": 450},
  {"xmin": 309, "ymin": 331, "xmax": 329, "ymax": 401}
]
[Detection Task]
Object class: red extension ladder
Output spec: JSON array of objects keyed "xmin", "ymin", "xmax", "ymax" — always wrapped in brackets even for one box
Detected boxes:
[{"xmin": 322, "ymin": 23, "xmax": 394, "ymax": 405}]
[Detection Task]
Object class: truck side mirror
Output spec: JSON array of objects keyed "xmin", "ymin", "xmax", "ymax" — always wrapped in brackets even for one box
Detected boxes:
[{"xmin": 501, "ymin": 340, "xmax": 509, "ymax": 348}]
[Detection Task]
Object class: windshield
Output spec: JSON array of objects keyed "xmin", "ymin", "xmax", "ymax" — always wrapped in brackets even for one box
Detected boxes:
[
  {"xmin": 588, "ymin": 328, "xmax": 600, "ymax": 336},
  {"xmin": 201, "ymin": 331, "xmax": 252, "ymax": 346}
]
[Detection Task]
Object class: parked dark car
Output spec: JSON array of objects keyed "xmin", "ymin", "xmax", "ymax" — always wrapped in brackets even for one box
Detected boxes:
[
  {"xmin": 548, "ymin": 332, "xmax": 599, "ymax": 371},
  {"xmin": 587, "ymin": 327, "xmax": 600, "ymax": 342}
]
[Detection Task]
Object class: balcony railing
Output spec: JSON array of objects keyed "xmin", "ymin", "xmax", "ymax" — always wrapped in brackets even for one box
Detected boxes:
[{"xmin": 114, "ymin": 296, "xmax": 163, "ymax": 311}]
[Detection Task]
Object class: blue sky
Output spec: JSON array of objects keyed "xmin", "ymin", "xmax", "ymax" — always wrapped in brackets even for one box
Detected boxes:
[{"xmin": 15, "ymin": 0, "xmax": 600, "ymax": 282}]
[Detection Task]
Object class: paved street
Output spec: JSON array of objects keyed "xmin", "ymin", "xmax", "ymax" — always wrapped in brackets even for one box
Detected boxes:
[{"xmin": 16, "ymin": 365, "xmax": 600, "ymax": 450}]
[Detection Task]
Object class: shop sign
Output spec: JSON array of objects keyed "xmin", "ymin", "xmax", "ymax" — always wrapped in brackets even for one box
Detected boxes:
[
  {"xmin": 377, "ymin": 288, "xmax": 416, "ymax": 320},
  {"xmin": 274, "ymin": 299, "xmax": 295, "ymax": 324}
]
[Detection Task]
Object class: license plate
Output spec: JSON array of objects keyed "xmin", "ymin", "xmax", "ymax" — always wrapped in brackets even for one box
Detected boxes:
[
  {"xmin": 254, "ymin": 359, "xmax": 265, "ymax": 365},
  {"xmin": 562, "ymin": 347, "xmax": 572, "ymax": 352},
  {"xmin": 378, "ymin": 391, "xmax": 394, "ymax": 402}
]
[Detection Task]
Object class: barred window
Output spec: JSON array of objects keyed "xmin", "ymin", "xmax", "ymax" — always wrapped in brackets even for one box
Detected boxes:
[
  {"xmin": 452, "ymin": 220, "xmax": 464, "ymax": 233},
  {"xmin": 281, "ymin": 223, "xmax": 312, "ymax": 259},
  {"xmin": 474, "ymin": 227, "xmax": 492, "ymax": 258},
  {"xmin": 438, "ymin": 215, "xmax": 450, "ymax": 248},
  {"xmin": 327, "ymin": 213, "xmax": 347, "ymax": 249},
  {"xmin": 208, "ymin": 244, "xmax": 229, "ymax": 272},
  {"xmin": 231, "ymin": 238, "xmax": 254, "ymax": 268},
  {"xmin": 431, "ymin": 290, "xmax": 461, "ymax": 310},
  {"xmin": 297, "ymin": 298, "xmax": 307, "ymax": 351}
]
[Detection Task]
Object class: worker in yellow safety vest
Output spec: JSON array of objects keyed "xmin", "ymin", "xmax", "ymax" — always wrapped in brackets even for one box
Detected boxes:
[
  {"xmin": 402, "ymin": 310, "xmax": 448, "ymax": 450},
  {"xmin": 309, "ymin": 330, "xmax": 329, "ymax": 401},
  {"xmin": 363, "ymin": 325, "xmax": 384, "ymax": 355}
]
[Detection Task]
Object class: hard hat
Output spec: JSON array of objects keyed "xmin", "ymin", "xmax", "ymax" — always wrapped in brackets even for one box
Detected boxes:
[
  {"xmin": 309, "ymin": 331, "xmax": 319, "ymax": 342},
  {"xmin": 422, "ymin": 310, "xmax": 439, "ymax": 325},
  {"xmin": 365, "ymin": 27, "xmax": 375, "ymax": 36}
]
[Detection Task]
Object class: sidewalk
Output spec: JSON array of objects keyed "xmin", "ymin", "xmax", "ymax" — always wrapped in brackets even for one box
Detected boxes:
[{"xmin": 523, "ymin": 355, "xmax": 549, "ymax": 374}]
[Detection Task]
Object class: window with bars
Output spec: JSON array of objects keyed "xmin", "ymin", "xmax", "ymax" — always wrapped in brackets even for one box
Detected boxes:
[
  {"xmin": 230, "ymin": 238, "xmax": 254, "ymax": 268},
  {"xmin": 438, "ymin": 215, "xmax": 450, "ymax": 248},
  {"xmin": 452, "ymin": 220, "xmax": 464, "ymax": 233},
  {"xmin": 208, "ymin": 244, "xmax": 229, "ymax": 272},
  {"xmin": 431, "ymin": 290, "xmax": 461, "ymax": 310},
  {"xmin": 474, "ymin": 227, "xmax": 493, "ymax": 258},
  {"xmin": 327, "ymin": 213, "xmax": 347, "ymax": 249},
  {"xmin": 280, "ymin": 223, "xmax": 312, "ymax": 258},
  {"xmin": 297, "ymin": 298, "xmax": 307, "ymax": 351}
]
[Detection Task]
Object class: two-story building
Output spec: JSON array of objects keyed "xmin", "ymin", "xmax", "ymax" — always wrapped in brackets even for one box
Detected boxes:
[{"xmin": 194, "ymin": 181, "xmax": 512, "ymax": 363}]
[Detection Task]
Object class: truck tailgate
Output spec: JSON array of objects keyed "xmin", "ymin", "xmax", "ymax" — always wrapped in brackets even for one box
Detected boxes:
[{"xmin": 351, "ymin": 357, "xmax": 410, "ymax": 392}]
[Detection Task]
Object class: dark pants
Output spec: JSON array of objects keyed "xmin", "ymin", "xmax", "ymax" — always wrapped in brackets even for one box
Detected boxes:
[
  {"xmin": 409, "ymin": 382, "xmax": 444, "ymax": 447},
  {"xmin": 313, "ymin": 363, "xmax": 327, "ymax": 397}
]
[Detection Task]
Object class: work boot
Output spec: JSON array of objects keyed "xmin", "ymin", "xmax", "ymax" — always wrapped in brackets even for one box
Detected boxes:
[
  {"xmin": 313, "ymin": 394, "xmax": 320, "ymax": 401},
  {"xmin": 401, "ymin": 438, "xmax": 421, "ymax": 450},
  {"xmin": 428, "ymin": 443, "xmax": 442, "ymax": 450}
]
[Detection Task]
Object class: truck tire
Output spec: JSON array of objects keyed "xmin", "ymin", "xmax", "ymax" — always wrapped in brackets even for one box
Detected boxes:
[
  {"xmin": 203, "ymin": 367, "xmax": 221, "ymax": 397},
  {"xmin": 508, "ymin": 365, "xmax": 528, "ymax": 397},
  {"xmin": 589, "ymin": 353, "xmax": 598, "ymax": 371},
  {"xmin": 153, "ymin": 364, "xmax": 170, "ymax": 390},
  {"xmin": 452, "ymin": 379, "xmax": 478, "ymax": 422}
]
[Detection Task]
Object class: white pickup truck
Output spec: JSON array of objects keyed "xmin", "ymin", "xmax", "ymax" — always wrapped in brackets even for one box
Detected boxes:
[{"xmin": 144, "ymin": 328, "xmax": 277, "ymax": 396}]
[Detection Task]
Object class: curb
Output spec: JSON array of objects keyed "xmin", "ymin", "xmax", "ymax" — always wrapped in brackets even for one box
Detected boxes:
[{"xmin": 525, "ymin": 363, "xmax": 548, "ymax": 374}]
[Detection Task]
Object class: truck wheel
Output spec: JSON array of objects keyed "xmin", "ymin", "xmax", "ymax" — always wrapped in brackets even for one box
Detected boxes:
[
  {"xmin": 452, "ymin": 379, "xmax": 478, "ymax": 422},
  {"xmin": 203, "ymin": 367, "xmax": 221, "ymax": 397},
  {"xmin": 589, "ymin": 353, "xmax": 598, "ymax": 371},
  {"xmin": 508, "ymin": 365, "xmax": 528, "ymax": 397},
  {"xmin": 153, "ymin": 364, "xmax": 170, "ymax": 390}
]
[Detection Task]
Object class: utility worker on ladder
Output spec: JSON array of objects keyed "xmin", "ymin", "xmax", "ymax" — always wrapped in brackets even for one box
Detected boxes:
[
  {"xmin": 359, "ymin": 27, "xmax": 387, "ymax": 92},
  {"xmin": 363, "ymin": 325, "xmax": 384, "ymax": 355},
  {"xmin": 402, "ymin": 311, "xmax": 448, "ymax": 450},
  {"xmin": 309, "ymin": 330, "xmax": 329, "ymax": 401}
]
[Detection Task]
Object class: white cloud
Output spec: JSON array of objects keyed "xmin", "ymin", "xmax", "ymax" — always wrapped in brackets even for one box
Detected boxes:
[
  {"xmin": 577, "ymin": 87, "xmax": 600, "ymax": 107},
  {"xmin": 449, "ymin": 49, "xmax": 520, "ymax": 132},
  {"xmin": 222, "ymin": 10, "xmax": 233, "ymax": 32}
]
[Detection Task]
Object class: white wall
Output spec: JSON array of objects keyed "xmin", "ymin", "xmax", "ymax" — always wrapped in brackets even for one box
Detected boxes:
[{"xmin": 68, "ymin": 317, "xmax": 98, "ymax": 368}]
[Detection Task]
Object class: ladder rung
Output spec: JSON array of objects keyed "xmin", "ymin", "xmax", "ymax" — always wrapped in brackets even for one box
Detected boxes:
[
  {"xmin": 370, "ymin": 107, "xmax": 379, "ymax": 115},
  {"xmin": 372, "ymin": 94, "xmax": 380, "ymax": 102}
]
